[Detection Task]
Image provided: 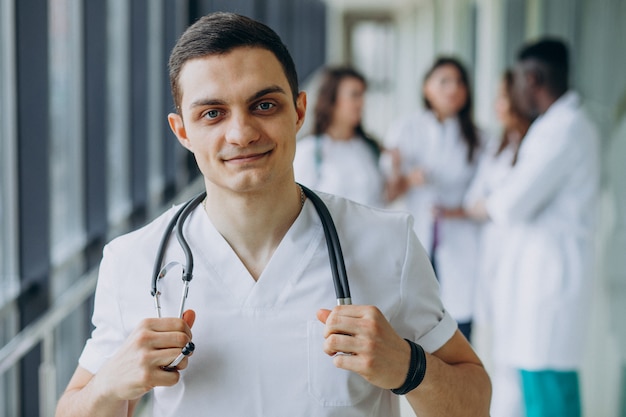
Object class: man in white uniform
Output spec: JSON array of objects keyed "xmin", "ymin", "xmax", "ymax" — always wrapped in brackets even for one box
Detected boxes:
[
  {"xmin": 482, "ymin": 39, "xmax": 600, "ymax": 417},
  {"xmin": 55, "ymin": 12, "xmax": 491, "ymax": 417}
]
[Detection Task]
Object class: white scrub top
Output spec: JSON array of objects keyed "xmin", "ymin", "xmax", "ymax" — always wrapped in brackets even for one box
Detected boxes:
[
  {"xmin": 485, "ymin": 91, "xmax": 600, "ymax": 369},
  {"xmin": 386, "ymin": 110, "xmax": 481, "ymax": 323},
  {"xmin": 294, "ymin": 134, "xmax": 385, "ymax": 207},
  {"xmin": 79, "ymin": 192, "xmax": 457, "ymax": 417}
]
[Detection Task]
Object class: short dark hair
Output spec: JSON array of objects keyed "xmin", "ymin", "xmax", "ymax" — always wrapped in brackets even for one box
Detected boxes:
[
  {"xmin": 168, "ymin": 12, "xmax": 299, "ymax": 113},
  {"xmin": 517, "ymin": 38, "xmax": 569, "ymax": 97}
]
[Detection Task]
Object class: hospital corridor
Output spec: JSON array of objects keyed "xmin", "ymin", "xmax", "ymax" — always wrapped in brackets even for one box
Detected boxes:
[{"xmin": 1, "ymin": 0, "xmax": 625, "ymax": 416}]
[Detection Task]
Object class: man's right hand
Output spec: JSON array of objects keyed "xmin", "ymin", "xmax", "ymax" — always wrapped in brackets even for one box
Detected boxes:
[
  {"xmin": 95, "ymin": 309, "xmax": 196, "ymax": 401},
  {"xmin": 55, "ymin": 310, "xmax": 195, "ymax": 417}
]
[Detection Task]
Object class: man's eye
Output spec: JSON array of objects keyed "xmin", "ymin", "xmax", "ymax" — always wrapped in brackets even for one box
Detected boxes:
[
  {"xmin": 256, "ymin": 102, "xmax": 275, "ymax": 111},
  {"xmin": 203, "ymin": 109, "xmax": 221, "ymax": 119}
]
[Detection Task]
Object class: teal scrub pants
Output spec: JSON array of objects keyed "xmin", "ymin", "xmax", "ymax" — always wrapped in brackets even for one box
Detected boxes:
[{"xmin": 519, "ymin": 370, "xmax": 581, "ymax": 417}]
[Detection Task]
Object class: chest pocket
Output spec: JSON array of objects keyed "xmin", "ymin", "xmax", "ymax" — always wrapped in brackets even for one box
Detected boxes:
[{"xmin": 307, "ymin": 320, "xmax": 374, "ymax": 406}]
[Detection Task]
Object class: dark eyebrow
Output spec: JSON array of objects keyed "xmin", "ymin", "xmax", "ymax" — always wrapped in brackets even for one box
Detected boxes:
[
  {"xmin": 247, "ymin": 85, "xmax": 287, "ymax": 103},
  {"xmin": 189, "ymin": 85, "xmax": 288, "ymax": 110},
  {"xmin": 190, "ymin": 98, "xmax": 225, "ymax": 109}
]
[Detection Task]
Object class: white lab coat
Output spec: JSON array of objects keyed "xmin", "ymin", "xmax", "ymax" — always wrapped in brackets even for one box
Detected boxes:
[
  {"xmin": 485, "ymin": 91, "xmax": 600, "ymax": 370},
  {"xmin": 464, "ymin": 139, "xmax": 518, "ymax": 325},
  {"xmin": 465, "ymin": 140, "xmax": 524, "ymax": 417},
  {"xmin": 79, "ymin": 192, "xmax": 457, "ymax": 417},
  {"xmin": 294, "ymin": 134, "xmax": 385, "ymax": 207},
  {"xmin": 386, "ymin": 110, "xmax": 481, "ymax": 323}
]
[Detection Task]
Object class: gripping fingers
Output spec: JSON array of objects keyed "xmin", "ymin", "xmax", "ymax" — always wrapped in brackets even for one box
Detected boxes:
[
  {"xmin": 324, "ymin": 333, "xmax": 356, "ymax": 357},
  {"xmin": 162, "ymin": 342, "xmax": 195, "ymax": 372}
]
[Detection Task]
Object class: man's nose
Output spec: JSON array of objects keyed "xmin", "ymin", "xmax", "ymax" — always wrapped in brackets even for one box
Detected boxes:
[{"xmin": 224, "ymin": 112, "xmax": 260, "ymax": 146}]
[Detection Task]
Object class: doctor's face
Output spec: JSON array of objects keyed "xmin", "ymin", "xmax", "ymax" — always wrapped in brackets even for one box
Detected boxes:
[
  {"xmin": 512, "ymin": 63, "xmax": 539, "ymax": 120},
  {"xmin": 423, "ymin": 64, "xmax": 468, "ymax": 120},
  {"xmin": 168, "ymin": 47, "xmax": 307, "ymax": 195},
  {"xmin": 332, "ymin": 76, "xmax": 366, "ymax": 130},
  {"xmin": 495, "ymin": 80, "xmax": 515, "ymax": 128}
]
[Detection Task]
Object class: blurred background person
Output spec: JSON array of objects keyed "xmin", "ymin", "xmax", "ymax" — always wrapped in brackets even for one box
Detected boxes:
[
  {"xmin": 464, "ymin": 69, "xmax": 532, "ymax": 417},
  {"xmin": 385, "ymin": 57, "xmax": 483, "ymax": 342},
  {"xmin": 294, "ymin": 66, "xmax": 400, "ymax": 208},
  {"xmin": 478, "ymin": 38, "xmax": 600, "ymax": 417}
]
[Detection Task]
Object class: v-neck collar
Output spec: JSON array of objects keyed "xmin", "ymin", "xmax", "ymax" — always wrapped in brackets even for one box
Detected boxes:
[{"xmin": 187, "ymin": 200, "xmax": 323, "ymax": 309}]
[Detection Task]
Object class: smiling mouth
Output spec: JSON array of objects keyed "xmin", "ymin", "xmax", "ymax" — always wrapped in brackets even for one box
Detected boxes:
[{"xmin": 223, "ymin": 150, "xmax": 272, "ymax": 163}]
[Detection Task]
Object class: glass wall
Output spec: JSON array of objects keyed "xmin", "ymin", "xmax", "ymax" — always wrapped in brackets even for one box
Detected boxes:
[
  {"xmin": 0, "ymin": 0, "xmax": 20, "ymax": 415},
  {"xmin": 349, "ymin": 15, "xmax": 396, "ymax": 139},
  {"xmin": 106, "ymin": 0, "xmax": 133, "ymax": 231},
  {"xmin": 0, "ymin": 0, "xmax": 19, "ymax": 299},
  {"xmin": 49, "ymin": 0, "xmax": 86, "ymax": 289}
]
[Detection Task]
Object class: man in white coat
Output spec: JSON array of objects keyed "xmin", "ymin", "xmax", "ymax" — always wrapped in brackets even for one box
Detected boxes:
[{"xmin": 480, "ymin": 39, "xmax": 600, "ymax": 417}]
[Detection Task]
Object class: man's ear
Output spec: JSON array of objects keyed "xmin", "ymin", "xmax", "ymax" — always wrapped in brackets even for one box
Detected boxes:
[
  {"xmin": 295, "ymin": 91, "xmax": 307, "ymax": 132},
  {"xmin": 168, "ymin": 113, "xmax": 192, "ymax": 151}
]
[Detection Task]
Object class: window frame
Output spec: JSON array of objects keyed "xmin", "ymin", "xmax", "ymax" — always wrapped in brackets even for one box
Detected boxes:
[{"xmin": 1, "ymin": 2, "xmax": 21, "ymax": 416}]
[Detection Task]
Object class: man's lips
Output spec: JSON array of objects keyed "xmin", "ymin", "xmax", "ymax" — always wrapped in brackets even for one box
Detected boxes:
[{"xmin": 222, "ymin": 149, "xmax": 272, "ymax": 163}]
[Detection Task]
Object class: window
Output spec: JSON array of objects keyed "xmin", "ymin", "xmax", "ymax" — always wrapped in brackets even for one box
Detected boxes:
[
  {"xmin": 48, "ymin": 0, "xmax": 88, "ymax": 400},
  {"xmin": 1, "ymin": 1, "xmax": 20, "ymax": 415},
  {"xmin": 347, "ymin": 15, "xmax": 396, "ymax": 139},
  {"xmin": 49, "ymin": 0, "xmax": 86, "ymax": 276},
  {"xmin": 0, "ymin": 0, "xmax": 19, "ymax": 299},
  {"xmin": 106, "ymin": 0, "xmax": 132, "ymax": 229}
]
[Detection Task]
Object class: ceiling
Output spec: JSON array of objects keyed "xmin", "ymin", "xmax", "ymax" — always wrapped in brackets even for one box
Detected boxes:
[{"xmin": 322, "ymin": 0, "xmax": 427, "ymax": 12}]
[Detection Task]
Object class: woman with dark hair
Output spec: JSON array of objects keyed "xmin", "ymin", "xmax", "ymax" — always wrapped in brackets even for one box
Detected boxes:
[
  {"xmin": 464, "ymin": 69, "xmax": 532, "ymax": 417},
  {"xmin": 385, "ymin": 56, "xmax": 483, "ymax": 342},
  {"xmin": 294, "ymin": 66, "xmax": 398, "ymax": 207},
  {"xmin": 493, "ymin": 70, "xmax": 531, "ymax": 165},
  {"xmin": 465, "ymin": 69, "xmax": 531, "ymax": 218}
]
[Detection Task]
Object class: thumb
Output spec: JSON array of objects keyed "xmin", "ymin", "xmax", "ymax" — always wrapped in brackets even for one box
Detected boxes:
[
  {"xmin": 182, "ymin": 309, "xmax": 196, "ymax": 328},
  {"xmin": 316, "ymin": 308, "xmax": 331, "ymax": 324}
]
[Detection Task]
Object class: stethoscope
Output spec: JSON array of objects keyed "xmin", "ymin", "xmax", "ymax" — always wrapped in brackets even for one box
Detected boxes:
[{"xmin": 150, "ymin": 184, "xmax": 352, "ymax": 369}]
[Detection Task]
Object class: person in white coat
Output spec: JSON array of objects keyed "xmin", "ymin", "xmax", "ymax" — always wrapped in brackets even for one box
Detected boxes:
[
  {"xmin": 55, "ymin": 12, "xmax": 491, "ymax": 417},
  {"xmin": 476, "ymin": 39, "xmax": 600, "ymax": 417},
  {"xmin": 385, "ymin": 57, "xmax": 482, "ymax": 342},
  {"xmin": 464, "ymin": 69, "xmax": 532, "ymax": 417},
  {"xmin": 294, "ymin": 66, "xmax": 400, "ymax": 208}
]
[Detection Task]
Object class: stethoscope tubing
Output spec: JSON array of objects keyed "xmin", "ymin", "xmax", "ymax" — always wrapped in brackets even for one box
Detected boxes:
[
  {"xmin": 150, "ymin": 194, "xmax": 204, "ymax": 299},
  {"xmin": 151, "ymin": 183, "xmax": 352, "ymax": 316},
  {"xmin": 300, "ymin": 185, "xmax": 351, "ymax": 304},
  {"xmin": 174, "ymin": 192, "xmax": 206, "ymax": 284},
  {"xmin": 151, "ymin": 192, "xmax": 206, "ymax": 319}
]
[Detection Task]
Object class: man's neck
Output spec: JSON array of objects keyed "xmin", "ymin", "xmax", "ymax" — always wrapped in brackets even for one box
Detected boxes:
[
  {"xmin": 537, "ymin": 89, "xmax": 565, "ymax": 115},
  {"xmin": 202, "ymin": 181, "xmax": 303, "ymax": 280}
]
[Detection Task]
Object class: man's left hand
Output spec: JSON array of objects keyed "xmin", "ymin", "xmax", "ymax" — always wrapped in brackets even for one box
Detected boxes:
[{"xmin": 316, "ymin": 306, "xmax": 410, "ymax": 390}]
